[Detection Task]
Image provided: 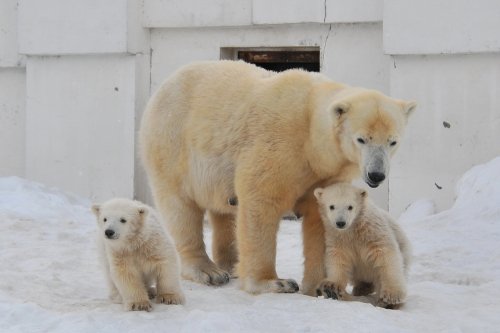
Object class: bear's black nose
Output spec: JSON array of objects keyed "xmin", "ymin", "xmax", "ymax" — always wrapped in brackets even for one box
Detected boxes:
[
  {"xmin": 368, "ymin": 172, "xmax": 385, "ymax": 183},
  {"xmin": 336, "ymin": 221, "xmax": 346, "ymax": 228},
  {"xmin": 105, "ymin": 229, "xmax": 115, "ymax": 238}
]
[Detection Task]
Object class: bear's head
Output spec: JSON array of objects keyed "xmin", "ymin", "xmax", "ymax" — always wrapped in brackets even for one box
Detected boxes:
[
  {"xmin": 91, "ymin": 198, "xmax": 149, "ymax": 247},
  {"xmin": 327, "ymin": 88, "xmax": 416, "ymax": 188},
  {"xmin": 314, "ymin": 183, "xmax": 366, "ymax": 231}
]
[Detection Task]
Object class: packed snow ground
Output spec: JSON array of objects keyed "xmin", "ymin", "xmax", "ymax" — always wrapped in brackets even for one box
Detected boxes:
[{"xmin": 1, "ymin": 158, "xmax": 500, "ymax": 333}]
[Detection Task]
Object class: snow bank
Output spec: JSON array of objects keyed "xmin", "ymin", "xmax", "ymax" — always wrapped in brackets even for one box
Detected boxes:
[
  {"xmin": 1, "ymin": 157, "xmax": 500, "ymax": 332},
  {"xmin": 0, "ymin": 176, "xmax": 90, "ymax": 221}
]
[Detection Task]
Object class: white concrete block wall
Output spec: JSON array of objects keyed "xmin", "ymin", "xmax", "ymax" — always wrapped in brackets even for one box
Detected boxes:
[
  {"xmin": 18, "ymin": 0, "xmax": 128, "ymax": 55},
  {"xmin": 143, "ymin": 0, "xmax": 252, "ymax": 28},
  {"xmin": 0, "ymin": 0, "xmax": 26, "ymax": 66},
  {"xmin": 389, "ymin": 54, "xmax": 500, "ymax": 215},
  {"xmin": 384, "ymin": 0, "xmax": 500, "ymax": 54},
  {"xmin": 0, "ymin": 68, "xmax": 26, "ymax": 177},
  {"xmin": 25, "ymin": 55, "xmax": 136, "ymax": 201},
  {"xmin": 322, "ymin": 23, "xmax": 389, "ymax": 93},
  {"xmin": 150, "ymin": 24, "xmax": 329, "ymax": 90},
  {"xmin": 326, "ymin": 0, "xmax": 383, "ymax": 23},
  {"xmin": 128, "ymin": 0, "xmax": 151, "ymax": 54}
]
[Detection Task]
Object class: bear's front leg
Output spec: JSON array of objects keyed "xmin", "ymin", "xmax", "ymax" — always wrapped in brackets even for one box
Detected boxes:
[
  {"xmin": 155, "ymin": 260, "xmax": 185, "ymax": 306},
  {"xmin": 372, "ymin": 247, "xmax": 407, "ymax": 309},
  {"xmin": 111, "ymin": 261, "xmax": 152, "ymax": 312},
  {"xmin": 317, "ymin": 248, "xmax": 351, "ymax": 300},
  {"xmin": 300, "ymin": 196, "xmax": 326, "ymax": 296},
  {"xmin": 235, "ymin": 201, "xmax": 299, "ymax": 294}
]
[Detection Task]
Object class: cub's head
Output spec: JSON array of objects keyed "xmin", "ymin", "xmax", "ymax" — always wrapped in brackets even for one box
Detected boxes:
[
  {"xmin": 91, "ymin": 198, "xmax": 148, "ymax": 245},
  {"xmin": 314, "ymin": 183, "xmax": 366, "ymax": 231},
  {"xmin": 329, "ymin": 88, "xmax": 416, "ymax": 188}
]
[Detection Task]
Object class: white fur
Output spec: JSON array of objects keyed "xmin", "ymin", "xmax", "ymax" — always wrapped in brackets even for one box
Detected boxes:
[
  {"xmin": 314, "ymin": 183, "xmax": 411, "ymax": 308},
  {"xmin": 92, "ymin": 198, "xmax": 185, "ymax": 311}
]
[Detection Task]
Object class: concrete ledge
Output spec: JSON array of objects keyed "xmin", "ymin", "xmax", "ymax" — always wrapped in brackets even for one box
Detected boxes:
[
  {"xmin": 384, "ymin": 0, "xmax": 500, "ymax": 54},
  {"xmin": 18, "ymin": 0, "xmax": 128, "ymax": 55},
  {"xmin": 0, "ymin": 0, "xmax": 25, "ymax": 66},
  {"xmin": 325, "ymin": 0, "xmax": 383, "ymax": 23},
  {"xmin": 143, "ymin": 0, "xmax": 252, "ymax": 28},
  {"xmin": 252, "ymin": 0, "xmax": 324, "ymax": 24}
]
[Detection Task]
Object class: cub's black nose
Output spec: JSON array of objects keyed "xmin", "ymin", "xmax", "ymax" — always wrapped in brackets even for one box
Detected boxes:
[
  {"xmin": 336, "ymin": 221, "xmax": 346, "ymax": 228},
  {"xmin": 105, "ymin": 229, "xmax": 115, "ymax": 238},
  {"xmin": 368, "ymin": 172, "xmax": 385, "ymax": 183}
]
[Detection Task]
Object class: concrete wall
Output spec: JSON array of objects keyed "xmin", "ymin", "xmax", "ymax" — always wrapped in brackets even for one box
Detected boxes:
[
  {"xmin": 1, "ymin": 0, "xmax": 498, "ymax": 215},
  {"xmin": 384, "ymin": 0, "xmax": 500, "ymax": 214},
  {"xmin": 25, "ymin": 55, "xmax": 136, "ymax": 201},
  {"xmin": 0, "ymin": 0, "xmax": 26, "ymax": 178},
  {"xmin": 0, "ymin": 68, "xmax": 26, "ymax": 177},
  {"xmin": 384, "ymin": 0, "xmax": 500, "ymax": 54},
  {"xmin": 3, "ymin": 0, "xmax": 150, "ymax": 201},
  {"xmin": 389, "ymin": 54, "xmax": 500, "ymax": 213}
]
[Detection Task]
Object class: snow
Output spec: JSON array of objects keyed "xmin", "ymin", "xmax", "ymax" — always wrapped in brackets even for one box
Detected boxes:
[{"xmin": 1, "ymin": 157, "xmax": 500, "ymax": 332}]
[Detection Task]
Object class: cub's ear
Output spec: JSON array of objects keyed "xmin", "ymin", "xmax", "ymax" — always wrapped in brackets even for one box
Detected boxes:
[
  {"xmin": 313, "ymin": 188, "xmax": 324, "ymax": 200},
  {"xmin": 401, "ymin": 101, "xmax": 417, "ymax": 117},
  {"xmin": 330, "ymin": 101, "xmax": 350, "ymax": 118},
  {"xmin": 91, "ymin": 204, "xmax": 100, "ymax": 217},
  {"xmin": 137, "ymin": 205, "xmax": 149, "ymax": 220}
]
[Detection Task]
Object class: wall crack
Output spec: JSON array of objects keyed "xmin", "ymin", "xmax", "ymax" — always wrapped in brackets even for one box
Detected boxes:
[{"xmin": 321, "ymin": 24, "xmax": 332, "ymax": 70}]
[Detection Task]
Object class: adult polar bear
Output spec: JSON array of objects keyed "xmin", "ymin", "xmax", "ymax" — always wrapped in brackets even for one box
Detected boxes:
[{"xmin": 140, "ymin": 60, "xmax": 415, "ymax": 295}]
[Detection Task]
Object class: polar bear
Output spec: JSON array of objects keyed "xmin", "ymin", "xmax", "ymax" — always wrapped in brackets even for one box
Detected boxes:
[
  {"xmin": 314, "ymin": 183, "xmax": 411, "ymax": 308},
  {"xmin": 140, "ymin": 60, "xmax": 416, "ymax": 295},
  {"xmin": 92, "ymin": 198, "xmax": 185, "ymax": 311}
]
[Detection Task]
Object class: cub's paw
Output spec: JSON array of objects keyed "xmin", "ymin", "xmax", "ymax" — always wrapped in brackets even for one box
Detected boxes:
[
  {"xmin": 377, "ymin": 287, "xmax": 406, "ymax": 309},
  {"xmin": 156, "ymin": 292, "xmax": 185, "ymax": 305},
  {"xmin": 126, "ymin": 300, "xmax": 152, "ymax": 312},
  {"xmin": 316, "ymin": 280, "xmax": 346, "ymax": 300}
]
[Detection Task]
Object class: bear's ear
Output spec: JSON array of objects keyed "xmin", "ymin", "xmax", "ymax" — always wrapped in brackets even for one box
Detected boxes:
[
  {"xmin": 330, "ymin": 102, "xmax": 350, "ymax": 118},
  {"xmin": 313, "ymin": 188, "xmax": 324, "ymax": 200},
  {"xmin": 91, "ymin": 204, "xmax": 100, "ymax": 217},
  {"xmin": 401, "ymin": 101, "xmax": 417, "ymax": 117}
]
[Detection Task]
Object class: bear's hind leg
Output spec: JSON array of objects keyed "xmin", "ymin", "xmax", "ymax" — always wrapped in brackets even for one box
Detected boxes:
[
  {"xmin": 209, "ymin": 211, "xmax": 238, "ymax": 276},
  {"xmin": 236, "ymin": 202, "xmax": 299, "ymax": 294},
  {"xmin": 160, "ymin": 198, "xmax": 230, "ymax": 286}
]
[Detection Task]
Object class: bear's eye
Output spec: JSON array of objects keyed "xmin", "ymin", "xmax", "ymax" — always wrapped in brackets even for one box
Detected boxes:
[
  {"xmin": 357, "ymin": 138, "xmax": 366, "ymax": 144},
  {"xmin": 120, "ymin": 218, "xmax": 127, "ymax": 223},
  {"xmin": 103, "ymin": 218, "xmax": 107, "ymax": 222},
  {"xmin": 329, "ymin": 205, "xmax": 335, "ymax": 210},
  {"xmin": 390, "ymin": 141, "xmax": 397, "ymax": 147},
  {"xmin": 348, "ymin": 206, "xmax": 353, "ymax": 211}
]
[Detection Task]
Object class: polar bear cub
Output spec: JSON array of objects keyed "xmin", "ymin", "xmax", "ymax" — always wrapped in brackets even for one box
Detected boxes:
[
  {"xmin": 92, "ymin": 198, "xmax": 185, "ymax": 311},
  {"xmin": 314, "ymin": 183, "xmax": 411, "ymax": 308}
]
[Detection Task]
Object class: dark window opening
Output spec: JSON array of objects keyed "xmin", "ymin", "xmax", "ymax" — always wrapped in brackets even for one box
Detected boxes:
[{"xmin": 236, "ymin": 50, "xmax": 320, "ymax": 72}]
